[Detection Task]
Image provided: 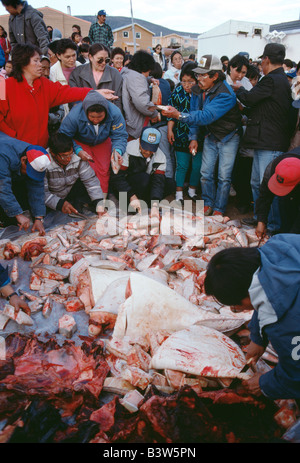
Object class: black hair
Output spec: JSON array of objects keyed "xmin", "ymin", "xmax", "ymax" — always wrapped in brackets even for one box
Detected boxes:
[
  {"xmin": 153, "ymin": 44, "xmax": 163, "ymax": 58},
  {"xmin": 86, "ymin": 104, "xmax": 107, "ymax": 119},
  {"xmin": 188, "ymin": 53, "xmax": 196, "ymax": 60},
  {"xmin": 283, "ymin": 58, "xmax": 293, "ymax": 69},
  {"xmin": 297, "ymin": 61, "xmax": 300, "ymax": 73},
  {"xmin": 0, "ymin": 24, "xmax": 8, "ymax": 37},
  {"xmin": 71, "ymin": 31, "xmax": 81, "ymax": 42},
  {"xmin": 180, "ymin": 62, "xmax": 197, "ymax": 81},
  {"xmin": 48, "ymin": 40, "xmax": 58, "ymax": 54},
  {"xmin": 227, "ymin": 54, "xmax": 249, "ymax": 75},
  {"xmin": 150, "ymin": 62, "xmax": 163, "ymax": 79},
  {"xmin": 207, "ymin": 69, "xmax": 225, "ymax": 83},
  {"xmin": 56, "ymin": 38, "xmax": 77, "ymax": 55},
  {"xmin": 1, "ymin": 0, "xmax": 22, "ymax": 7},
  {"xmin": 11, "ymin": 43, "xmax": 41, "ymax": 82},
  {"xmin": 220, "ymin": 55, "xmax": 229, "ymax": 63},
  {"xmin": 72, "ymin": 24, "xmax": 82, "ymax": 35},
  {"xmin": 170, "ymin": 50, "xmax": 182, "ymax": 64},
  {"xmin": 82, "ymin": 36, "xmax": 91, "ymax": 44},
  {"xmin": 48, "ymin": 132, "xmax": 73, "ymax": 155},
  {"xmin": 111, "ymin": 47, "xmax": 125, "ymax": 60},
  {"xmin": 246, "ymin": 64, "xmax": 260, "ymax": 81},
  {"xmin": 89, "ymin": 43, "xmax": 110, "ymax": 57},
  {"xmin": 78, "ymin": 43, "xmax": 90, "ymax": 54},
  {"xmin": 127, "ymin": 50, "xmax": 155, "ymax": 73},
  {"xmin": 204, "ymin": 247, "xmax": 261, "ymax": 306},
  {"xmin": 165, "ymin": 78, "xmax": 175, "ymax": 92}
]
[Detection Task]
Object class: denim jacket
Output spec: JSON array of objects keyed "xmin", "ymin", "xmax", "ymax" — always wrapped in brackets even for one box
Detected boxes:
[{"xmin": 0, "ymin": 132, "xmax": 46, "ymax": 218}]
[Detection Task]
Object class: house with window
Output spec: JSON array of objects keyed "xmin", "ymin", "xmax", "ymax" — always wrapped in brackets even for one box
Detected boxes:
[
  {"xmin": 197, "ymin": 20, "xmax": 270, "ymax": 61},
  {"xmin": 153, "ymin": 33, "xmax": 198, "ymax": 50},
  {"xmin": 112, "ymin": 23, "xmax": 155, "ymax": 53}
]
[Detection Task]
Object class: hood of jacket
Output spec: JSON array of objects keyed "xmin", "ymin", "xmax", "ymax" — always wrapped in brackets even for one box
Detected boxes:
[
  {"xmin": 18, "ymin": 1, "xmax": 44, "ymax": 19},
  {"xmin": 52, "ymin": 28, "xmax": 62, "ymax": 40},
  {"xmin": 257, "ymin": 234, "xmax": 300, "ymax": 321},
  {"xmin": 82, "ymin": 90, "xmax": 109, "ymax": 117}
]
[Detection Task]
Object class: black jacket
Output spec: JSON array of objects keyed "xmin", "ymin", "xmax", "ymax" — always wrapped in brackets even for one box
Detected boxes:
[
  {"xmin": 256, "ymin": 148, "xmax": 300, "ymax": 232},
  {"xmin": 237, "ymin": 67, "xmax": 296, "ymax": 151}
]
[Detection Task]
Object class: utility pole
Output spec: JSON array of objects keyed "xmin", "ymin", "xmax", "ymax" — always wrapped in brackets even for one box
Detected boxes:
[{"xmin": 130, "ymin": 0, "xmax": 136, "ymax": 53}]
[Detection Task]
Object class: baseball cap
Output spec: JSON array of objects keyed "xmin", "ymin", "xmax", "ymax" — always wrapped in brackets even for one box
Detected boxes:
[
  {"xmin": 193, "ymin": 55, "xmax": 223, "ymax": 74},
  {"xmin": 286, "ymin": 70, "xmax": 297, "ymax": 79},
  {"xmin": 98, "ymin": 9, "xmax": 106, "ymax": 16},
  {"xmin": 140, "ymin": 127, "xmax": 161, "ymax": 152},
  {"xmin": 259, "ymin": 43, "xmax": 286, "ymax": 60},
  {"xmin": 26, "ymin": 146, "xmax": 51, "ymax": 181},
  {"xmin": 268, "ymin": 157, "xmax": 300, "ymax": 196}
]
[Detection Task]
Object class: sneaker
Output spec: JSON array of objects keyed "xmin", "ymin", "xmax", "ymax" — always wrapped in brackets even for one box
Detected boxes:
[
  {"xmin": 229, "ymin": 185, "xmax": 237, "ymax": 197},
  {"xmin": 241, "ymin": 217, "xmax": 257, "ymax": 226},
  {"xmin": 213, "ymin": 210, "xmax": 223, "ymax": 216},
  {"xmin": 204, "ymin": 206, "xmax": 213, "ymax": 216}
]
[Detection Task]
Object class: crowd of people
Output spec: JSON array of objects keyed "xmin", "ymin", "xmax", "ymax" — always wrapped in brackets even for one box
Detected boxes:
[
  {"xmin": 0, "ymin": 0, "xmax": 299, "ymax": 241},
  {"xmin": 0, "ymin": 1, "xmax": 299, "ymax": 402}
]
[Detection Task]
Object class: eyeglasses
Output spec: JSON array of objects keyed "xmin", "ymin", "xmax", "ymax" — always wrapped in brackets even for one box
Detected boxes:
[
  {"xmin": 97, "ymin": 57, "xmax": 111, "ymax": 64},
  {"xmin": 196, "ymin": 74, "xmax": 209, "ymax": 79},
  {"xmin": 57, "ymin": 153, "xmax": 73, "ymax": 159},
  {"xmin": 181, "ymin": 80, "xmax": 195, "ymax": 86}
]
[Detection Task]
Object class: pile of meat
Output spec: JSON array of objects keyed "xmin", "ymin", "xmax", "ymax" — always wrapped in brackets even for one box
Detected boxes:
[{"xmin": 0, "ymin": 209, "xmax": 296, "ymax": 442}]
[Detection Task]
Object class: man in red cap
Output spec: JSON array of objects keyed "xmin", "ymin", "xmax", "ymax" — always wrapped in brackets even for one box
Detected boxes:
[
  {"xmin": 0, "ymin": 133, "xmax": 50, "ymax": 236},
  {"xmin": 255, "ymin": 148, "xmax": 300, "ymax": 238}
]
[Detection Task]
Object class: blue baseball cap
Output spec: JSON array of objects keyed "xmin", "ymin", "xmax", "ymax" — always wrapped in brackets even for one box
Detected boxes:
[
  {"xmin": 140, "ymin": 127, "xmax": 161, "ymax": 152},
  {"xmin": 98, "ymin": 10, "xmax": 106, "ymax": 16}
]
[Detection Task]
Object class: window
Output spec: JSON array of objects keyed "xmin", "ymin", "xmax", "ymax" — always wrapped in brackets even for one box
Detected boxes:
[
  {"xmin": 253, "ymin": 28, "xmax": 262, "ymax": 36},
  {"xmin": 123, "ymin": 31, "xmax": 129, "ymax": 38},
  {"xmin": 136, "ymin": 32, "xmax": 141, "ymax": 39}
]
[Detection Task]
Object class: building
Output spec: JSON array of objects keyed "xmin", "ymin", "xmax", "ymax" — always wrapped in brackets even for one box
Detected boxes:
[
  {"xmin": 197, "ymin": 20, "xmax": 270, "ymax": 62},
  {"xmin": 0, "ymin": 6, "xmax": 91, "ymax": 39},
  {"xmin": 112, "ymin": 23, "xmax": 155, "ymax": 54},
  {"xmin": 153, "ymin": 33, "xmax": 198, "ymax": 51},
  {"xmin": 268, "ymin": 20, "xmax": 300, "ymax": 63}
]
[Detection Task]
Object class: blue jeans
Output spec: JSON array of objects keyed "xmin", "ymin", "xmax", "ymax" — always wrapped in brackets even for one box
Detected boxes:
[
  {"xmin": 251, "ymin": 149, "xmax": 283, "ymax": 232},
  {"xmin": 200, "ymin": 133, "xmax": 240, "ymax": 213},
  {"xmin": 175, "ymin": 150, "xmax": 202, "ymax": 188}
]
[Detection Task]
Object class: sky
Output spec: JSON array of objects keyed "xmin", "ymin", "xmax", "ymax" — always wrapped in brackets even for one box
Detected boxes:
[{"xmin": 0, "ymin": 0, "xmax": 299, "ymax": 34}]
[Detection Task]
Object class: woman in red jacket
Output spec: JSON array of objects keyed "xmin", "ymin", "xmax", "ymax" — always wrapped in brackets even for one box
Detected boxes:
[{"xmin": 0, "ymin": 43, "xmax": 117, "ymax": 148}]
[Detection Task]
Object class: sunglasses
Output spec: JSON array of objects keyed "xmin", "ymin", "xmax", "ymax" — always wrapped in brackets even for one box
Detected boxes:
[{"xmin": 97, "ymin": 57, "xmax": 110, "ymax": 64}]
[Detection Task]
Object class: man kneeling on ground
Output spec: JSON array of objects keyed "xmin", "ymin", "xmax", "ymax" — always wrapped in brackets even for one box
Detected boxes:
[
  {"xmin": 204, "ymin": 234, "xmax": 300, "ymax": 400},
  {"xmin": 0, "ymin": 133, "xmax": 51, "ymax": 236},
  {"xmin": 110, "ymin": 127, "xmax": 166, "ymax": 216},
  {"xmin": 45, "ymin": 132, "xmax": 104, "ymax": 216}
]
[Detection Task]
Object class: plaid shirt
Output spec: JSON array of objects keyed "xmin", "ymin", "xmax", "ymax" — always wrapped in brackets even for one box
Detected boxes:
[{"xmin": 88, "ymin": 22, "xmax": 114, "ymax": 47}]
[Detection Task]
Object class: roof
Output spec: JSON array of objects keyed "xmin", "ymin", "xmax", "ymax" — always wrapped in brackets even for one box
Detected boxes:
[
  {"xmin": 270, "ymin": 20, "xmax": 300, "ymax": 32},
  {"xmin": 38, "ymin": 6, "xmax": 91, "ymax": 24},
  {"xmin": 112, "ymin": 23, "xmax": 155, "ymax": 35}
]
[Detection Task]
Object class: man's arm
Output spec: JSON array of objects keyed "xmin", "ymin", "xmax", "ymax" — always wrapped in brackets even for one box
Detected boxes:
[
  {"xmin": 236, "ymin": 75, "xmax": 274, "ymax": 107},
  {"xmin": 30, "ymin": 10, "xmax": 50, "ymax": 54}
]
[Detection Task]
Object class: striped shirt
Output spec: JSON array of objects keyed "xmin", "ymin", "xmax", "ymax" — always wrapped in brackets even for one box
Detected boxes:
[{"xmin": 44, "ymin": 153, "xmax": 103, "ymax": 210}]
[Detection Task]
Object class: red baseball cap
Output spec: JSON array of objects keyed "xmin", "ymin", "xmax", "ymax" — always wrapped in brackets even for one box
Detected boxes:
[{"xmin": 268, "ymin": 157, "xmax": 300, "ymax": 196}]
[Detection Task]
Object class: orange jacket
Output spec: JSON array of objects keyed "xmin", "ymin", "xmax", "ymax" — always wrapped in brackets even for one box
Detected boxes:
[{"xmin": 0, "ymin": 76, "xmax": 91, "ymax": 147}]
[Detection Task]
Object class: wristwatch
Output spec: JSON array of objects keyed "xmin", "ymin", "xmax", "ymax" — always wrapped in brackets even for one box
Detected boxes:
[
  {"xmin": 178, "ymin": 113, "xmax": 189, "ymax": 121},
  {"xmin": 6, "ymin": 291, "xmax": 18, "ymax": 301},
  {"xmin": 34, "ymin": 217, "xmax": 44, "ymax": 223}
]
